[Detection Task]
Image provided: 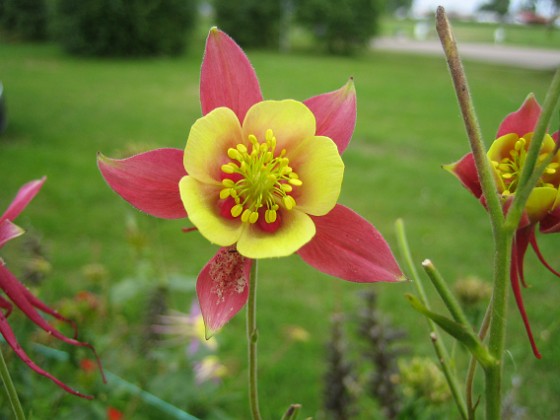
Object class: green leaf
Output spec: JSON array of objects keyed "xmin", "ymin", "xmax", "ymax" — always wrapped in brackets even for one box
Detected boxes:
[{"xmin": 406, "ymin": 294, "xmax": 495, "ymax": 369}]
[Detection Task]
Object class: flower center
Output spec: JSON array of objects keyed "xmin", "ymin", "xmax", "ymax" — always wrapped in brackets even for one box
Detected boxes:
[
  {"xmin": 219, "ymin": 129, "xmax": 302, "ymax": 225},
  {"xmin": 490, "ymin": 135, "xmax": 559, "ymax": 196}
]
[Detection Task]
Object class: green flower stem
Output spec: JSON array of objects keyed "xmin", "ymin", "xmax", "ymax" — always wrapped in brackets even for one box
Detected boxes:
[
  {"xmin": 421, "ymin": 259, "xmax": 470, "ymax": 326},
  {"xmin": 395, "ymin": 219, "xmax": 468, "ymax": 420},
  {"xmin": 484, "ymin": 228, "xmax": 513, "ymax": 419},
  {"xmin": 465, "ymin": 301, "xmax": 492, "ymax": 419},
  {"xmin": 435, "ymin": 6, "xmax": 504, "ymax": 231},
  {"xmin": 247, "ymin": 260, "xmax": 262, "ymax": 420},
  {"xmin": 506, "ymin": 67, "xmax": 560, "ymax": 231},
  {"xmin": 0, "ymin": 345, "xmax": 26, "ymax": 420}
]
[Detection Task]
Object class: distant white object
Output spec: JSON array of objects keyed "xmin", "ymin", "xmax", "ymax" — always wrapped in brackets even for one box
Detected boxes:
[
  {"xmin": 494, "ymin": 27, "xmax": 506, "ymax": 43},
  {"xmin": 414, "ymin": 21, "xmax": 430, "ymax": 40}
]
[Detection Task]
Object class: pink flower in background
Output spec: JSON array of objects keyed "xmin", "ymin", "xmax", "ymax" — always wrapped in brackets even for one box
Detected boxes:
[
  {"xmin": 446, "ymin": 95, "xmax": 560, "ymax": 358},
  {"xmin": 0, "ymin": 178, "xmax": 103, "ymax": 398},
  {"xmin": 99, "ymin": 27, "xmax": 404, "ymax": 338}
]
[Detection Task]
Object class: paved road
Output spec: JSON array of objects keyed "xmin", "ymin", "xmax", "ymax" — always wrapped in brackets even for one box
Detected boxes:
[{"xmin": 372, "ymin": 37, "xmax": 560, "ymax": 70}]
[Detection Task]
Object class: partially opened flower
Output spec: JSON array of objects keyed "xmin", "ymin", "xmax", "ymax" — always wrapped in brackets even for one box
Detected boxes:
[
  {"xmin": 446, "ymin": 94, "xmax": 560, "ymax": 358},
  {"xmin": 99, "ymin": 27, "xmax": 403, "ymax": 337},
  {"xmin": 0, "ymin": 178, "xmax": 103, "ymax": 397}
]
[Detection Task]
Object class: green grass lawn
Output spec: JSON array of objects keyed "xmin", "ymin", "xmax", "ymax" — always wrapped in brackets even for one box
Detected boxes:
[{"xmin": 1, "ymin": 25, "xmax": 560, "ymax": 419}]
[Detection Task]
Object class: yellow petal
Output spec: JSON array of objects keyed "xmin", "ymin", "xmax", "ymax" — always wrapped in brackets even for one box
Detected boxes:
[
  {"xmin": 184, "ymin": 107, "xmax": 243, "ymax": 184},
  {"xmin": 487, "ymin": 133, "xmax": 518, "ymax": 162},
  {"xmin": 236, "ymin": 210, "xmax": 315, "ymax": 258},
  {"xmin": 179, "ymin": 176, "xmax": 243, "ymax": 246},
  {"xmin": 290, "ymin": 135, "xmax": 344, "ymax": 216},
  {"xmin": 242, "ymin": 100, "xmax": 316, "ymax": 152},
  {"xmin": 525, "ymin": 186, "xmax": 558, "ymax": 222}
]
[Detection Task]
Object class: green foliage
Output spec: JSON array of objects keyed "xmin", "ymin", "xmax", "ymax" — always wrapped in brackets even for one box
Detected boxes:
[
  {"xmin": 479, "ymin": 0, "xmax": 510, "ymax": 17},
  {"xmin": 385, "ymin": 0, "xmax": 413, "ymax": 13},
  {"xmin": 0, "ymin": 0, "xmax": 48, "ymax": 41},
  {"xmin": 212, "ymin": 0, "xmax": 281, "ymax": 49},
  {"xmin": 52, "ymin": 0, "xmax": 199, "ymax": 57},
  {"xmin": 296, "ymin": 0, "xmax": 383, "ymax": 54}
]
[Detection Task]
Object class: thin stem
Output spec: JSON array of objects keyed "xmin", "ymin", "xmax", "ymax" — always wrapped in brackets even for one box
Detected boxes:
[
  {"xmin": 485, "ymin": 227, "xmax": 514, "ymax": 419},
  {"xmin": 435, "ymin": 7, "xmax": 504, "ymax": 231},
  {"xmin": 465, "ymin": 300, "xmax": 493, "ymax": 419},
  {"xmin": 395, "ymin": 219, "xmax": 468, "ymax": 420},
  {"xmin": 0, "ymin": 345, "xmax": 26, "ymax": 420},
  {"xmin": 247, "ymin": 260, "xmax": 262, "ymax": 420},
  {"xmin": 422, "ymin": 259, "xmax": 470, "ymax": 326}
]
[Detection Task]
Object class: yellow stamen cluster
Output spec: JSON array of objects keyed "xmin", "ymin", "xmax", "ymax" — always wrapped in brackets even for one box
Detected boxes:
[
  {"xmin": 491, "ymin": 136, "xmax": 560, "ymax": 196},
  {"xmin": 220, "ymin": 129, "xmax": 302, "ymax": 224}
]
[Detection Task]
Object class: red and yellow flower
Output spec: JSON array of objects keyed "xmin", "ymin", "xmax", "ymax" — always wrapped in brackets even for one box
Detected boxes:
[
  {"xmin": 99, "ymin": 28, "xmax": 403, "ymax": 336},
  {"xmin": 0, "ymin": 178, "xmax": 103, "ymax": 397},
  {"xmin": 446, "ymin": 94, "xmax": 560, "ymax": 358}
]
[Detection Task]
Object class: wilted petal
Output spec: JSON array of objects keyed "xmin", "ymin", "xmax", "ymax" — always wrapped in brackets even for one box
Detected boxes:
[
  {"xmin": 304, "ymin": 79, "xmax": 357, "ymax": 154},
  {"xmin": 98, "ymin": 148, "xmax": 186, "ymax": 219},
  {"xmin": 497, "ymin": 94, "xmax": 541, "ymax": 138},
  {"xmin": 0, "ymin": 219, "xmax": 24, "ymax": 249},
  {"xmin": 0, "ymin": 265, "xmax": 101, "ymax": 366},
  {"xmin": 0, "ymin": 310, "xmax": 93, "ymax": 399},
  {"xmin": 1, "ymin": 177, "xmax": 45, "ymax": 223},
  {"xmin": 196, "ymin": 247, "xmax": 252, "ymax": 337},
  {"xmin": 443, "ymin": 153, "xmax": 482, "ymax": 199},
  {"xmin": 200, "ymin": 27, "xmax": 263, "ymax": 121},
  {"xmin": 297, "ymin": 204, "xmax": 404, "ymax": 282}
]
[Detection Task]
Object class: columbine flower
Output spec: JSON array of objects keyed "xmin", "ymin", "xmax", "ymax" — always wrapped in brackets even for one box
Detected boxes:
[
  {"xmin": 0, "ymin": 178, "xmax": 103, "ymax": 398},
  {"xmin": 446, "ymin": 94, "xmax": 560, "ymax": 358},
  {"xmin": 153, "ymin": 302, "xmax": 217, "ymax": 355},
  {"xmin": 98, "ymin": 27, "xmax": 403, "ymax": 337}
]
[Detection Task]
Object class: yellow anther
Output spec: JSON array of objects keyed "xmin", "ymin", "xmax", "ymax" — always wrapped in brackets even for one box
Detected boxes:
[
  {"xmin": 237, "ymin": 144, "xmax": 248, "ymax": 154},
  {"xmin": 249, "ymin": 211, "xmax": 259, "ymax": 224},
  {"xmin": 220, "ymin": 189, "xmax": 231, "ymax": 199},
  {"xmin": 281, "ymin": 184, "xmax": 293, "ymax": 193},
  {"xmin": 502, "ymin": 173, "xmax": 513, "ymax": 179},
  {"xmin": 289, "ymin": 178, "xmax": 303, "ymax": 186},
  {"xmin": 265, "ymin": 209, "xmax": 277, "ymax": 223},
  {"xmin": 221, "ymin": 163, "xmax": 236, "ymax": 174},
  {"xmin": 241, "ymin": 209, "xmax": 252, "ymax": 223},
  {"xmin": 231, "ymin": 204, "xmax": 243, "ymax": 218},
  {"xmin": 222, "ymin": 178, "xmax": 235, "ymax": 187},
  {"xmin": 283, "ymin": 195, "xmax": 296, "ymax": 210},
  {"xmin": 228, "ymin": 148, "xmax": 242, "ymax": 161}
]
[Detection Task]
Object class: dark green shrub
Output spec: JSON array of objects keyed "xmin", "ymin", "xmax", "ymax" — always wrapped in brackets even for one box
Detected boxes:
[
  {"xmin": 0, "ymin": 0, "xmax": 48, "ymax": 41},
  {"xmin": 52, "ymin": 0, "xmax": 198, "ymax": 57},
  {"xmin": 296, "ymin": 0, "xmax": 383, "ymax": 55},
  {"xmin": 212, "ymin": 0, "xmax": 281, "ymax": 49}
]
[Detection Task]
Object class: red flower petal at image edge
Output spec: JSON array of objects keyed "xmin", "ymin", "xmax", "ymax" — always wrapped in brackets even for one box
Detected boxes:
[
  {"xmin": 0, "ymin": 178, "xmax": 104, "ymax": 398},
  {"xmin": 98, "ymin": 27, "xmax": 404, "ymax": 337},
  {"xmin": 445, "ymin": 94, "xmax": 560, "ymax": 358}
]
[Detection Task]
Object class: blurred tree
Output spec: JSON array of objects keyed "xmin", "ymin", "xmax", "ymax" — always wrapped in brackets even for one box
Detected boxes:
[
  {"xmin": 0, "ymin": 0, "xmax": 48, "ymax": 41},
  {"xmin": 385, "ymin": 0, "xmax": 413, "ymax": 14},
  {"xmin": 52, "ymin": 0, "xmax": 198, "ymax": 57},
  {"xmin": 296, "ymin": 0, "xmax": 383, "ymax": 55},
  {"xmin": 478, "ymin": 0, "xmax": 510, "ymax": 17},
  {"xmin": 212, "ymin": 0, "xmax": 281, "ymax": 49}
]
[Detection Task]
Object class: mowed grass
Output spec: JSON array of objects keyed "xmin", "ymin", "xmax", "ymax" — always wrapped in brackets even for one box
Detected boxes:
[{"xmin": 1, "ymin": 29, "xmax": 560, "ymax": 418}]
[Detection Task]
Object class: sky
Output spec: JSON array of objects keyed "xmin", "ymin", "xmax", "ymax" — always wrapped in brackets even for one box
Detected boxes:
[{"xmin": 411, "ymin": 0, "xmax": 552, "ymax": 16}]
